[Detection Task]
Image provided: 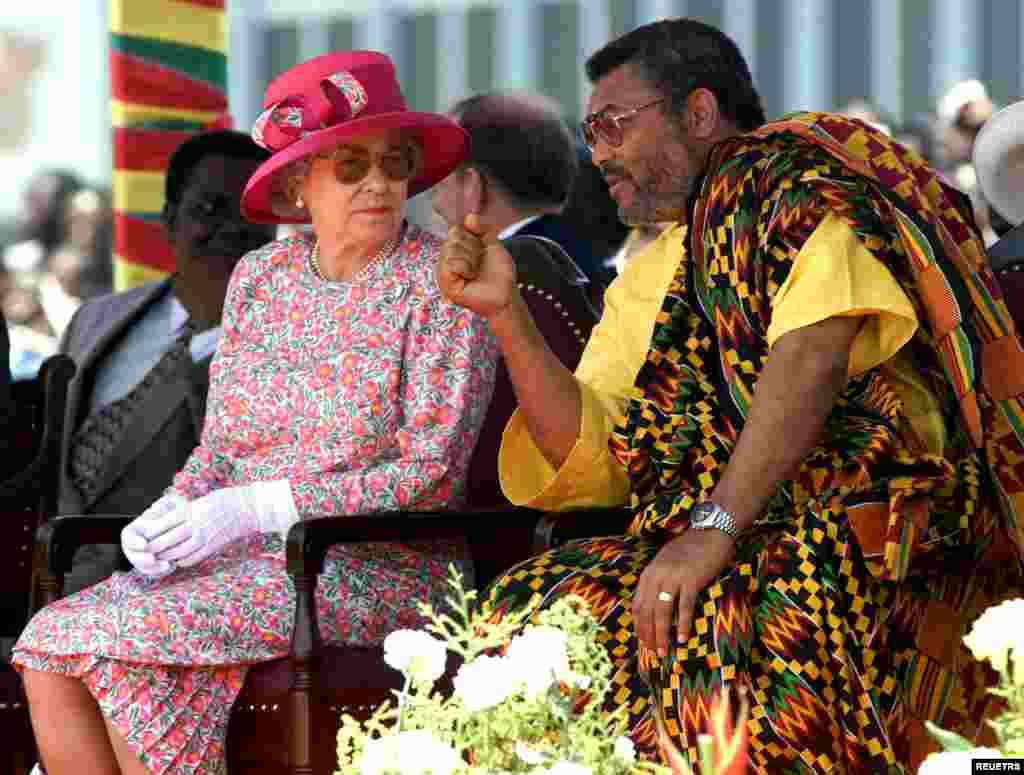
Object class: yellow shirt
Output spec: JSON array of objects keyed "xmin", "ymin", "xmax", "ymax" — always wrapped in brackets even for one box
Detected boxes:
[{"xmin": 499, "ymin": 214, "xmax": 938, "ymax": 509}]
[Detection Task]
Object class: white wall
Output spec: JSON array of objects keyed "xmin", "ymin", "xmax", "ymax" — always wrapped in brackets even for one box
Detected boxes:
[{"xmin": 0, "ymin": 0, "xmax": 111, "ymax": 217}]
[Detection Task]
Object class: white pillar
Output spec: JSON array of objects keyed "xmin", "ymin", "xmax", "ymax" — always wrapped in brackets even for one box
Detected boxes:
[
  {"xmin": 228, "ymin": 0, "xmax": 265, "ymax": 129},
  {"xmin": 297, "ymin": 17, "xmax": 331, "ymax": 62},
  {"xmin": 781, "ymin": 0, "xmax": 833, "ymax": 113},
  {"xmin": 870, "ymin": 0, "xmax": 903, "ymax": 122},
  {"xmin": 931, "ymin": 0, "xmax": 980, "ymax": 103},
  {"xmin": 356, "ymin": 5, "xmax": 400, "ymax": 66},
  {"xmin": 720, "ymin": 0, "xmax": 758, "ymax": 86},
  {"xmin": 636, "ymin": 0, "xmax": 683, "ymax": 25},
  {"xmin": 436, "ymin": 9, "xmax": 468, "ymax": 111},
  {"xmin": 496, "ymin": 1, "xmax": 540, "ymax": 91},
  {"xmin": 578, "ymin": 0, "xmax": 612, "ymax": 115}
]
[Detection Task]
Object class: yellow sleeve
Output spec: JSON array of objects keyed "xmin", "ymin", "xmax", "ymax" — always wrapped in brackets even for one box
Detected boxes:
[
  {"xmin": 765, "ymin": 213, "xmax": 918, "ymax": 377},
  {"xmin": 498, "ymin": 224, "xmax": 686, "ymax": 510}
]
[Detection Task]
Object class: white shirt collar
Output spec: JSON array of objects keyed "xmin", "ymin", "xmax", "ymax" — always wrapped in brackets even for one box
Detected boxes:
[
  {"xmin": 169, "ymin": 295, "xmax": 222, "ymax": 360},
  {"xmin": 497, "ymin": 215, "xmax": 545, "ymax": 241}
]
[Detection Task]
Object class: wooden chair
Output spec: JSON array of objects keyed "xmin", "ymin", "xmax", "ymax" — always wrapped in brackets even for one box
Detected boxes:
[
  {"xmin": 0, "ymin": 354, "xmax": 76, "ymax": 775},
  {"xmin": 32, "ymin": 243, "xmax": 598, "ymax": 774}
]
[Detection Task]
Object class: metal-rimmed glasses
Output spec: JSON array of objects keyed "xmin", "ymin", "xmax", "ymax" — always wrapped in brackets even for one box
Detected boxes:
[{"xmin": 579, "ymin": 98, "xmax": 665, "ymax": 151}]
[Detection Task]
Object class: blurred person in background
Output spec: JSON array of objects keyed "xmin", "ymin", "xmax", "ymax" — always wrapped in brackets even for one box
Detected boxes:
[
  {"xmin": 434, "ymin": 94, "xmax": 588, "ymax": 269},
  {"xmin": 937, "ymin": 79, "xmax": 1000, "ymax": 243},
  {"xmin": 2, "ymin": 169, "xmax": 84, "ymax": 376}
]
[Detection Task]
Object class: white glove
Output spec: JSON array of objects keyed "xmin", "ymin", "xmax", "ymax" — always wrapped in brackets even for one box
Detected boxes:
[
  {"xmin": 146, "ymin": 480, "xmax": 299, "ymax": 567},
  {"xmin": 121, "ymin": 491, "xmax": 189, "ymax": 578}
]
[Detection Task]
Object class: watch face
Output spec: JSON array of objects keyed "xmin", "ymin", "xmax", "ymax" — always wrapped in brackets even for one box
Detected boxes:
[{"xmin": 691, "ymin": 503, "xmax": 715, "ymax": 527}]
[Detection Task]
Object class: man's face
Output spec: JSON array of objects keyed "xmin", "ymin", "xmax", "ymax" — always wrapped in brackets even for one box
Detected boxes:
[
  {"xmin": 585, "ymin": 64, "xmax": 703, "ymax": 226},
  {"xmin": 168, "ymin": 153, "xmax": 275, "ymax": 325}
]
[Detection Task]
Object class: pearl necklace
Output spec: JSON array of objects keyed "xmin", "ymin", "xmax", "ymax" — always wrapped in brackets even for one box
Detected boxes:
[{"xmin": 309, "ymin": 234, "xmax": 400, "ymax": 283}]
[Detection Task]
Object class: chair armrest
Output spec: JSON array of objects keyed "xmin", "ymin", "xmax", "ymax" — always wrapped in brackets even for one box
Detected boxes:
[
  {"xmin": 35, "ymin": 514, "xmax": 133, "ymax": 576},
  {"xmin": 284, "ymin": 507, "xmax": 540, "ymax": 578},
  {"xmin": 283, "ymin": 507, "xmax": 542, "ymax": 660},
  {"xmin": 532, "ymin": 507, "xmax": 632, "ymax": 553}
]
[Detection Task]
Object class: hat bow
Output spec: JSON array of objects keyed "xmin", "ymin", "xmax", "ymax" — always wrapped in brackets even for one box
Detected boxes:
[{"xmin": 252, "ymin": 71, "xmax": 369, "ymax": 152}]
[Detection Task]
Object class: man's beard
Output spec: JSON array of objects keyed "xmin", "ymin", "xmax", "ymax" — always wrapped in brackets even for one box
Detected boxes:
[{"xmin": 617, "ymin": 183, "xmax": 689, "ymax": 226}]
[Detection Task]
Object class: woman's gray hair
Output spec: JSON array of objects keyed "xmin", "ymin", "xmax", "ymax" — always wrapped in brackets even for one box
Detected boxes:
[{"xmin": 270, "ymin": 156, "xmax": 314, "ymax": 220}]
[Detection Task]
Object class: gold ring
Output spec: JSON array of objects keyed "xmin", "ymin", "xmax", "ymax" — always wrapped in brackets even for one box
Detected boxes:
[{"xmin": 656, "ymin": 591, "xmax": 674, "ymax": 603}]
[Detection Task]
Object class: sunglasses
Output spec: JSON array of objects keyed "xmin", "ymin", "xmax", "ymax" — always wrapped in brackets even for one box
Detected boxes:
[
  {"xmin": 316, "ymin": 143, "xmax": 421, "ymax": 185},
  {"xmin": 579, "ymin": 98, "xmax": 665, "ymax": 151}
]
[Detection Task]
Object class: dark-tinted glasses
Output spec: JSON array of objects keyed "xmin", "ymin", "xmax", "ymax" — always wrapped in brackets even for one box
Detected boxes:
[
  {"xmin": 579, "ymin": 98, "xmax": 665, "ymax": 151},
  {"xmin": 316, "ymin": 142, "xmax": 421, "ymax": 185}
]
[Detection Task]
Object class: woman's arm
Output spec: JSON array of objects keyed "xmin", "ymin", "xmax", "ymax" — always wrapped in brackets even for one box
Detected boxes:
[{"xmin": 289, "ymin": 298, "xmax": 499, "ymax": 516}]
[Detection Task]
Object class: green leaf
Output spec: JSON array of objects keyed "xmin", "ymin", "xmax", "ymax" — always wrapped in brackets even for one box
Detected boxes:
[{"xmin": 924, "ymin": 720, "xmax": 976, "ymax": 752}]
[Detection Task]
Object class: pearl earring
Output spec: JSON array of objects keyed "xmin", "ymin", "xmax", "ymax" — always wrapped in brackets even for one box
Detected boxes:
[{"xmin": 296, "ymin": 195, "xmax": 304, "ymax": 209}]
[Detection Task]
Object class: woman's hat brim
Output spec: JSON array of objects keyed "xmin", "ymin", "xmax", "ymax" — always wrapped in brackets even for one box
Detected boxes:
[
  {"xmin": 973, "ymin": 100, "xmax": 1024, "ymax": 227},
  {"xmin": 241, "ymin": 111, "xmax": 468, "ymax": 224}
]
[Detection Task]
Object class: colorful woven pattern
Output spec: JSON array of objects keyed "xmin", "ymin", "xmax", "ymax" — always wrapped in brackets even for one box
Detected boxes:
[
  {"xmin": 485, "ymin": 114, "xmax": 1024, "ymax": 773},
  {"xmin": 110, "ymin": 0, "xmax": 228, "ymax": 290}
]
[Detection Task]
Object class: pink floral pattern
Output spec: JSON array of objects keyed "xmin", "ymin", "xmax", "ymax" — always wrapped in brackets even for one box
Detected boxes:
[{"xmin": 13, "ymin": 224, "xmax": 498, "ymax": 774}]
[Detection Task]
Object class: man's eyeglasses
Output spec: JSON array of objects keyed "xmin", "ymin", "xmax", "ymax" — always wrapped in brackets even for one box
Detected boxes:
[
  {"xmin": 315, "ymin": 143, "xmax": 421, "ymax": 185},
  {"xmin": 579, "ymin": 99, "xmax": 665, "ymax": 151}
]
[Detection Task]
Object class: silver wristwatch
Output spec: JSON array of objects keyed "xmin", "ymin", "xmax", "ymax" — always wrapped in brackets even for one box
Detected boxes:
[{"xmin": 689, "ymin": 501, "xmax": 740, "ymax": 540}]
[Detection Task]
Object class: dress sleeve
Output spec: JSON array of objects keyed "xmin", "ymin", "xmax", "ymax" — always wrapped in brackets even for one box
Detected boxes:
[
  {"xmin": 287, "ymin": 296, "xmax": 499, "ymax": 515},
  {"xmin": 496, "ymin": 232, "xmax": 684, "ymax": 510},
  {"xmin": 170, "ymin": 248, "xmax": 259, "ymax": 499}
]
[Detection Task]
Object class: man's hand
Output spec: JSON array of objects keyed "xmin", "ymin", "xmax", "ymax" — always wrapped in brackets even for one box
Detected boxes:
[
  {"xmin": 633, "ymin": 530, "xmax": 736, "ymax": 658},
  {"xmin": 437, "ymin": 213, "xmax": 516, "ymax": 320}
]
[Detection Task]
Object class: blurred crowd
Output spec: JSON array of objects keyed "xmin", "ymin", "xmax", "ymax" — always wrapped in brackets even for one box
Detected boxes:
[{"xmin": 1, "ymin": 169, "xmax": 113, "ymax": 378}]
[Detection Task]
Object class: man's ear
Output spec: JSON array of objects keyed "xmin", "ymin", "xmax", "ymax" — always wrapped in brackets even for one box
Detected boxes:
[
  {"xmin": 686, "ymin": 88, "xmax": 722, "ymax": 140},
  {"xmin": 461, "ymin": 166, "xmax": 486, "ymax": 216},
  {"xmin": 161, "ymin": 202, "xmax": 176, "ymax": 240}
]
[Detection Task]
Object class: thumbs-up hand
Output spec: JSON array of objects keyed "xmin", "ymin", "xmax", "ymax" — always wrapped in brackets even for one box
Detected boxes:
[{"xmin": 437, "ymin": 213, "xmax": 517, "ymax": 320}]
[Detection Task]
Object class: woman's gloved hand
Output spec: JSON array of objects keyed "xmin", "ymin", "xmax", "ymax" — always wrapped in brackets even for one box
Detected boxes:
[
  {"xmin": 144, "ymin": 480, "xmax": 299, "ymax": 567},
  {"xmin": 120, "ymin": 491, "xmax": 189, "ymax": 577}
]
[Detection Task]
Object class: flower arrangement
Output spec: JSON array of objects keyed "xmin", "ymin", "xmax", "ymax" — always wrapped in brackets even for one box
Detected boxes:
[
  {"xmin": 335, "ymin": 567, "xmax": 747, "ymax": 775},
  {"xmin": 919, "ymin": 598, "xmax": 1024, "ymax": 773}
]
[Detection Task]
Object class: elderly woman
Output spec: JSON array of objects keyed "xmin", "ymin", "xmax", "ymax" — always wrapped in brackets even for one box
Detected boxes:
[{"xmin": 14, "ymin": 51, "xmax": 497, "ymax": 775}]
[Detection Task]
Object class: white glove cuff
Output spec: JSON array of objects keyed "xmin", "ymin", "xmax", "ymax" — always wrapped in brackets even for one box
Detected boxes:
[{"xmin": 244, "ymin": 479, "xmax": 300, "ymax": 540}]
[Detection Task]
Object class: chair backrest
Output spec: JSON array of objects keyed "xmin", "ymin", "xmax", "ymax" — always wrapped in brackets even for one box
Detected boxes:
[
  {"xmin": 0, "ymin": 353, "xmax": 75, "ymax": 637},
  {"xmin": 464, "ymin": 235, "xmax": 599, "ymax": 509}
]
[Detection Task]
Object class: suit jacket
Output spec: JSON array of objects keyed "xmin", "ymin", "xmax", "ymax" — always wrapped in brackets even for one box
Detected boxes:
[
  {"xmin": 513, "ymin": 214, "xmax": 609, "ymax": 283},
  {"xmin": 58, "ymin": 277, "xmax": 212, "ymax": 590},
  {"xmin": 513, "ymin": 214, "xmax": 613, "ymax": 316}
]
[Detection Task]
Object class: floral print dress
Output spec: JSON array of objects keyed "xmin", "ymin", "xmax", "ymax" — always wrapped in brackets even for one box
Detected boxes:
[{"xmin": 12, "ymin": 223, "xmax": 499, "ymax": 774}]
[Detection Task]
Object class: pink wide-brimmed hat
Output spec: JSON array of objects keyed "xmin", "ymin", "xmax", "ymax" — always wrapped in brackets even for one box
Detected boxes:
[{"xmin": 241, "ymin": 50, "xmax": 468, "ymax": 224}]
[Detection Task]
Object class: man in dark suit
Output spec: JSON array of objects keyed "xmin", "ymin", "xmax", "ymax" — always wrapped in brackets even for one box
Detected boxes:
[
  {"xmin": 431, "ymin": 92, "xmax": 623, "ymax": 298},
  {"xmin": 60, "ymin": 130, "xmax": 276, "ymax": 592}
]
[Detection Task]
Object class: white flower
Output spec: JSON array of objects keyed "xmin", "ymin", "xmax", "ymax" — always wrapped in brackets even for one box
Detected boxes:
[
  {"xmin": 917, "ymin": 748, "xmax": 1002, "ymax": 775},
  {"xmin": 613, "ymin": 737, "xmax": 636, "ymax": 763},
  {"xmin": 358, "ymin": 729, "xmax": 462, "ymax": 775},
  {"xmin": 963, "ymin": 598, "xmax": 1024, "ymax": 676},
  {"xmin": 506, "ymin": 626, "xmax": 572, "ymax": 697},
  {"xmin": 453, "ymin": 654, "xmax": 519, "ymax": 712},
  {"xmin": 383, "ymin": 629, "xmax": 448, "ymax": 684},
  {"xmin": 540, "ymin": 762, "xmax": 592, "ymax": 775},
  {"xmin": 514, "ymin": 742, "xmax": 546, "ymax": 765}
]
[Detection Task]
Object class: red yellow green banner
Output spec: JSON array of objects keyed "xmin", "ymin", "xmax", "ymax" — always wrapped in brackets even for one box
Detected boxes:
[{"xmin": 110, "ymin": 0, "xmax": 228, "ymax": 290}]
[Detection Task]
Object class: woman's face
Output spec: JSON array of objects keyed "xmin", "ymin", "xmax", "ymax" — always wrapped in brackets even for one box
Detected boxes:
[{"xmin": 300, "ymin": 129, "xmax": 416, "ymax": 247}]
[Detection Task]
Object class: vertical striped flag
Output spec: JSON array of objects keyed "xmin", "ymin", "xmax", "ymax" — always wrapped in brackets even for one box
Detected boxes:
[{"xmin": 109, "ymin": 0, "xmax": 228, "ymax": 290}]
